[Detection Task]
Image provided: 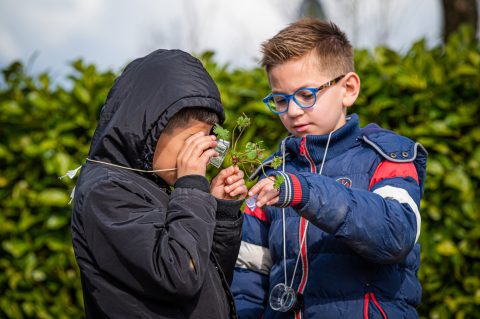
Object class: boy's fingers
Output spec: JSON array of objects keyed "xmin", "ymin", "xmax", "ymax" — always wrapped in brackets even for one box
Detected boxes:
[
  {"xmin": 177, "ymin": 133, "xmax": 208, "ymax": 160},
  {"xmin": 248, "ymin": 178, "xmax": 272, "ymax": 196},
  {"xmin": 224, "ymin": 165, "xmax": 236, "ymax": 176},
  {"xmin": 257, "ymin": 191, "xmax": 278, "ymax": 207},
  {"xmin": 229, "ymin": 185, "xmax": 248, "ymax": 198},
  {"xmin": 237, "ymin": 169, "xmax": 245, "ymax": 178},
  {"xmin": 248, "ymin": 180, "xmax": 263, "ymax": 196},
  {"xmin": 266, "ymin": 196, "xmax": 279, "ymax": 206},
  {"xmin": 226, "ymin": 169, "xmax": 244, "ymax": 185},
  {"xmin": 224, "ymin": 179, "xmax": 246, "ymax": 193},
  {"xmin": 216, "ymin": 166, "xmax": 235, "ymax": 182},
  {"xmin": 184, "ymin": 131, "xmax": 207, "ymax": 144},
  {"xmin": 189, "ymin": 137, "xmax": 217, "ymax": 158},
  {"xmin": 199, "ymin": 149, "xmax": 218, "ymax": 164},
  {"xmin": 256, "ymin": 183, "xmax": 278, "ymax": 207},
  {"xmin": 181, "ymin": 132, "xmax": 206, "ymax": 157},
  {"xmin": 181, "ymin": 136, "xmax": 217, "ymax": 162}
]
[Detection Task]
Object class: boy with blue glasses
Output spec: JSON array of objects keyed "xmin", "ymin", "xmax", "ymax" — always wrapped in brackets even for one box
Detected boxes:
[{"xmin": 232, "ymin": 18, "xmax": 427, "ymax": 319}]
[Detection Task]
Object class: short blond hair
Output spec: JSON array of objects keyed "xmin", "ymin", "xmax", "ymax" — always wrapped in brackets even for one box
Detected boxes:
[{"xmin": 261, "ymin": 18, "xmax": 354, "ymax": 76}]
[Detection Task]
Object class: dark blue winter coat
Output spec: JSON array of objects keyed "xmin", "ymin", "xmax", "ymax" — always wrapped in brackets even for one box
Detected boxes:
[{"xmin": 231, "ymin": 114, "xmax": 427, "ymax": 319}]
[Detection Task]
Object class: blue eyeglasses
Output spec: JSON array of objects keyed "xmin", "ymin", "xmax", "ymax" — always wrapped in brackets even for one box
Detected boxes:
[{"xmin": 262, "ymin": 74, "xmax": 345, "ymax": 114}]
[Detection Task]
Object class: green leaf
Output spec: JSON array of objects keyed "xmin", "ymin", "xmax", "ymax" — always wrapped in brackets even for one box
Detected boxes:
[
  {"xmin": 246, "ymin": 150, "xmax": 257, "ymax": 159},
  {"xmin": 36, "ymin": 189, "xmax": 69, "ymax": 206},
  {"xmin": 213, "ymin": 123, "xmax": 230, "ymax": 140},
  {"xmin": 236, "ymin": 113, "xmax": 251, "ymax": 129},
  {"xmin": 273, "ymin": 175, "xmax": 285, "ymax": 191},
  {"xmin": 436, "ymin": 240, "xmax": 459, "ymax": 256},
  {"xmin": 2, "ymin": 239, "xmax": 30, "ymax": 258},
  {"xmin": 45, "ymin": 215, "xmax": 69, "ymax": 230},
  {"xmin": 271, "ymin": 156, "xmax": 282, "ymax": 169}
]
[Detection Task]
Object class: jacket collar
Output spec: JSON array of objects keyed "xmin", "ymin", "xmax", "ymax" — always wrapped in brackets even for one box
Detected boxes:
[{"xmin": 284, "ymin": 113, "xmax": 361, "ymax": 165}]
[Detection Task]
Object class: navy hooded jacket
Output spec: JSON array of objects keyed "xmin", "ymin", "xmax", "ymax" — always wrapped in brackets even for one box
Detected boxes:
[{"xmin": 71, "ymin": 49, "xmax": 243, "ymax": 318}]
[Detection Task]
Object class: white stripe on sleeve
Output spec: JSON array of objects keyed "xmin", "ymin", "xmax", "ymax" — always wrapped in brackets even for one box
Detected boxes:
[
  {"xmin": 235, "ymin": 241, "xmax": 272, "ymax": 275},
  {"xmin": 373, "ymin": 185, "xmax": 421, "ymax": 243}
]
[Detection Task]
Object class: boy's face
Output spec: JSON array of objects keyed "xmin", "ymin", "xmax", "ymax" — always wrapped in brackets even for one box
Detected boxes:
[
  {"xmin": 152, "ymin": 120, "xmax": 213, "ymax": 186},
  {"xmin": 267, "ymin": 53, "xmax": 349, "ymax": 137}
]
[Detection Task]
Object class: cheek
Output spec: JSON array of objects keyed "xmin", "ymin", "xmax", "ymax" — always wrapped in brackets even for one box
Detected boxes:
[{"xmin": 279, "ymin": 115, "xmax": 294, "ymax": 130}]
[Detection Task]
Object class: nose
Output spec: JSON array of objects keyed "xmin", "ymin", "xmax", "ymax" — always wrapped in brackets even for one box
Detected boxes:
[{"xmin": 286, "ymin": 98, "xmax": 304, "ymax": 117}]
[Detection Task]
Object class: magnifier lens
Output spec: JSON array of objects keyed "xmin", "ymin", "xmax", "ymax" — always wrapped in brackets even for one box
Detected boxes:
[
  {"xmin": 269, "ymin": 283, "xmax": 297, "ymax": 312},
  {"xmin": 208, "ymin": 139, "xmax": 230, "ymax": 168}
]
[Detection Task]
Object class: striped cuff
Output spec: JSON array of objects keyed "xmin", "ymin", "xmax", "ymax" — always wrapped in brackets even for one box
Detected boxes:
[{"xmin": 273, "ymin": 172, "xmax": 309, "ymax": 208}]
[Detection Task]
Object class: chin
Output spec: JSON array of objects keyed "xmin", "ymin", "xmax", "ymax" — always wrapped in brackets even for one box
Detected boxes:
[
  {"xmin": 289, "ymin": 128, "xmax": 309, "ymax": 138},
  {"xmin": 292, "ymin": 132, "xmax": 307, "ymax": 138}
]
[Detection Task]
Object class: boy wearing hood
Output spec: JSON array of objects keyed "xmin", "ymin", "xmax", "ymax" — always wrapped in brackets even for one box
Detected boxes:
[{"xmin": 71, "ymin": 49, "xmax": 246, "ymax": 318}]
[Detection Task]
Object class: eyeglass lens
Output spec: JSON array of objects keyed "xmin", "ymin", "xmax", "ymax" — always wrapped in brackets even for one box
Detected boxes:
[{"xmin": 269, "ymin": 88, "xmax": 316, "ymax": 112}]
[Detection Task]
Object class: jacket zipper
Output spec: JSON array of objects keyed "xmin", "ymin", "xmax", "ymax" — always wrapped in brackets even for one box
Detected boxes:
[
  {"xmin": 363, "ymin": 291, "xmax": 388, "ymax": 319},
  {"xmin": 300, "ymin": 136, "xmax": 316, "ymax": 173},
  {"xmin": 295, "ymin": 137, "xmax": 316, "ymax": 319}
]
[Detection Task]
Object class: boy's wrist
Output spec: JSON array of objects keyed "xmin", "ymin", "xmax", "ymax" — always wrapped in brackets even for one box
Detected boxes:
[
  {"xmin": 174, "ymin": 175, "xmax": 210, "ymax": 193},
  {"xmin": 272, "ymin": 172, "xmax": 309, "ymax": 208},
  {"xmin": 215, "ymin": 198, "xmax": 243, "ymax": 221}
]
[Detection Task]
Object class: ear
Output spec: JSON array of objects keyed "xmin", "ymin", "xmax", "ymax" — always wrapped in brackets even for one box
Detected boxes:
[{"xmin": 342, "ymin": 72, "xmax": 360, "ymax": 108}]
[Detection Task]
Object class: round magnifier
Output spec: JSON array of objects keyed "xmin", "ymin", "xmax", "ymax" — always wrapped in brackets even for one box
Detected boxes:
[{"xmin": 269, "ymin": 283, "xmax": 297, "ymax": 312}]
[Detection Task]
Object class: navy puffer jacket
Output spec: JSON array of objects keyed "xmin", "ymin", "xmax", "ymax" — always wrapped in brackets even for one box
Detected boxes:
[{"xmin": 232, "ymin": 114, "xmax": 427, "ymax": 319}]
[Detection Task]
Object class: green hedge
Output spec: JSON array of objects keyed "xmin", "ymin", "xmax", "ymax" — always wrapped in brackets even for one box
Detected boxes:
[{"xmin": 0, "ymin": 26, "xmax": 479, "ymax": 318}]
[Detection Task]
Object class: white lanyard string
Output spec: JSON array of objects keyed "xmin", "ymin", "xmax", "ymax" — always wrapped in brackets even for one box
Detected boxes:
[
  {"xmin": 283, "ymin": 131, "xmax": 333, "ymax": 289},
  {"xmin": 85, "ymin": 158, "xmax": 177, "ymax": 172}
]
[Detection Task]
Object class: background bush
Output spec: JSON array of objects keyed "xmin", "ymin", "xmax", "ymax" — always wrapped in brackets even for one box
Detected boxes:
[{"xmin": 0, "ymin": 27, "xmax": 479, "ymax": 318}]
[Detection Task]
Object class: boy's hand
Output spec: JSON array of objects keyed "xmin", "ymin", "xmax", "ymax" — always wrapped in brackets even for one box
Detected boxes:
[
  {"xmin": 211, "ymin": 166, "xmax": 247, "ymax": 200},
  {"xmin": 177, "ymin": 132, "xmax": 218, "ymax": 179},
  {"xmin": 248, "ymin": 177, "xmax": 279, "ymax": 207}
]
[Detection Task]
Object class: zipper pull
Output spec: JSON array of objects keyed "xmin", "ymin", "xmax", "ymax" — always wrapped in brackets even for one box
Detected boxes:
[{"xmin": 299, "ymin": 137, "xmax": 306, "ymax": 156}]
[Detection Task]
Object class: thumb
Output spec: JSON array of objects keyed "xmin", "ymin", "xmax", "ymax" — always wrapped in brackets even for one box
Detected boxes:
[
  {"xmin": 225, "ymin": 165, "xmax": 236, "ymax": 176},
  {"xmin": 218, "ymin": 165, "xmax": 235, "ymax": 179}
]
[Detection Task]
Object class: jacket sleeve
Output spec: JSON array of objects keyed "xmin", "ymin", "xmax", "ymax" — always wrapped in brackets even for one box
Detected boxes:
[
  {"xmin": 231, "ymin": 204, "xmax": 271, "ymax": 319},
  {"xmin": 273, "ymin": 161, "xmax": 423, "ymax": 264},
  {"xmin": 212, "ymin": 198, "xmax": 244, "ymax": 284},
  {"xmin": 79, "ymin": 175, "xmax": 217, "ymax": 301}
]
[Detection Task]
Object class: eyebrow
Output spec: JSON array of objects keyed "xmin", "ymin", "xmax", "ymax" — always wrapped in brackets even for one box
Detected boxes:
[{"xmin": 272, "ymin": 83, "xmax": 317, "ymax": 94}]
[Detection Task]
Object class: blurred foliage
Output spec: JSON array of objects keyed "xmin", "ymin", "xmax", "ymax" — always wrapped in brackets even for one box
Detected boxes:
[{"xmin": 0, "ymin": 26, "xmax": 479, "ymax": 318}]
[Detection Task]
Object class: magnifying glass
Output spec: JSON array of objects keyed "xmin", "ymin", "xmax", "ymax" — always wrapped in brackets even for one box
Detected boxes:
[
  {"xmin": 208, "ymin": 139, "xmax": 230, "ymax": 168},
  {"xmin": 269, "ymin": 283, "xmax": 303, "ymax": 313}
]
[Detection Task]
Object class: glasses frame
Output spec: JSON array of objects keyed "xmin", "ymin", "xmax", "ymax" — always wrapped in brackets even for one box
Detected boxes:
[{"xmin": 262, "ymin": 74, "xmax": 346, "ymax": 114}]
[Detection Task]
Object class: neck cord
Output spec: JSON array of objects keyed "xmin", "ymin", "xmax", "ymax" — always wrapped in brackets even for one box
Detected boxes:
[
  {"xmin": 282, "ymin": 131, "xmax": 333, "ymax": 289},
  {"xmin": 59, "ymin": 159, "xmax": 176, "ymax": 205},
  {"xmin": 281, "ymin": 138, "xmax": 288, "ymax": 285},
  {"xmin": 86, "ymin": 158, "xmax": 177, "ymax": 173}
]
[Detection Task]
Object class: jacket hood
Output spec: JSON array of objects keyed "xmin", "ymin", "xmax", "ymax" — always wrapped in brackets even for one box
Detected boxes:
[{"xmin": 87, "ymin": 49, "xmax": 224, "ymax": 172}]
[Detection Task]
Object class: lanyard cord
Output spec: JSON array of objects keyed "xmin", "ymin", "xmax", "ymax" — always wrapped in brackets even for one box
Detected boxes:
[
  {"xmin": 282, "ymin": 131, "xmax": 333, "ymax": 289},
  {"xmin": 86, "ymin": 158, "xmax": 177, "ymax": 173},
  {"xmin": 59, "ymin": 159, "xmax": 177, "ymax": 205},
  {"xmin": 281, "ymin": 138, "xmax": 288, "ymax": 285}
]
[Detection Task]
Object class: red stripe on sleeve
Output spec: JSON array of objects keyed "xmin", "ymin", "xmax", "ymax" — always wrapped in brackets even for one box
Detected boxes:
[
  {"xmin": 244, "ymin": 205, "xmax": 268, "ymax": 222},
  {"xmin": 369, "ymin": 160, "xmax": 419, "ymax": 190},
  {"xmin": 289, "ymin": 173, "xmax": 303, "ymax": 206}
]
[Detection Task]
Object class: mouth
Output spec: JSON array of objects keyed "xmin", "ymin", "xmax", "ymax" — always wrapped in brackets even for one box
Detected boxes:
[{"xmin": 293, "ymin": 123, "xmax": 309, "ymax": 132}]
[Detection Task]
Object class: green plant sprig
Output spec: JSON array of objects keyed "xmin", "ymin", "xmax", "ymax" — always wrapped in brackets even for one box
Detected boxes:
[{"xmin": 214, "ymin": 113, "xmax": 284, "ymax": 190}]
